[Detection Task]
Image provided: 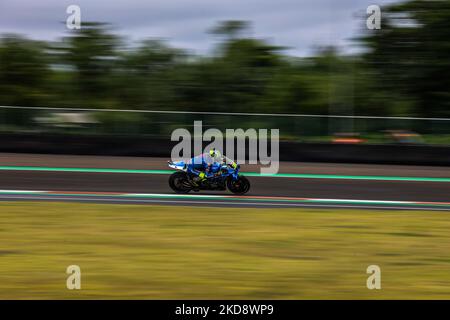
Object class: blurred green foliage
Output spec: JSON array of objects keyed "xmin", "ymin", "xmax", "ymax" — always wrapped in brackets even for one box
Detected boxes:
[
  {"xmin": 0, "ymin": 0, "xmax": 449, "ymax": 137},
  {"xmin": 360, "ymin": 0, "xmax": 450, "ymax": 117}
]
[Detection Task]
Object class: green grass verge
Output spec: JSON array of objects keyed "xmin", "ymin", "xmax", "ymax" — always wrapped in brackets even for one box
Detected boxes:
[{"xmin": 1, "ymin": 202, "xmax": 450, "ymax": 299}]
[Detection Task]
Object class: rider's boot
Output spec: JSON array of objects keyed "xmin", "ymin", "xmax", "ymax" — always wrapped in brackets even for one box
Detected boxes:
[{"xmin": 192, "ymin": 172, "xmax": 206, "ymax": 190}]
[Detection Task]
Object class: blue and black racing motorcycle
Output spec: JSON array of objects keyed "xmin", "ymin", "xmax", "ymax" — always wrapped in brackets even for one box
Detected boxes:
[{"xmin": 168, "ymin": 160, "xmax": 250, "ymax": 195}]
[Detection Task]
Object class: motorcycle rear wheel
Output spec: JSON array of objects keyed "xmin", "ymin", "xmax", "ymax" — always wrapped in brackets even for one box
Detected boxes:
[{"xmin": 169, "ymin": 172, "xmax": 192, "ymax": 193}]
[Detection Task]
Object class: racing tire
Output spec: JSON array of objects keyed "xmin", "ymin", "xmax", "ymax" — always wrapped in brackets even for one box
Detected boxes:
[
  {"xmin": 169, "ymin": 172, "xmax": 192, "ymax": 194},
  {"xmin": 227, "ymin": 176, "xmax": 250, "ymax": 195}
]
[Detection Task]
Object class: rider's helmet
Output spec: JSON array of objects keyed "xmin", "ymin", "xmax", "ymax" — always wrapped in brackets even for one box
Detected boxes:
[{"xmin": 209, "ymin": 148, "xmax": 221, "ymax": 159}]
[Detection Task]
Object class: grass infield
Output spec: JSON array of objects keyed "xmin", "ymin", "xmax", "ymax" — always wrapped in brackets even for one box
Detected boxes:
[{"xmin": 0, "ymin": 202, "xmax": 449, "ymax": 299}]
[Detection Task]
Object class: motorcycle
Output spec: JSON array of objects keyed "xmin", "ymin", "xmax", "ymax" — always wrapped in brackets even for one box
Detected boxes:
[{"xmin": 168, "ymin": 160, "xmax": 250, "ymax": 195}]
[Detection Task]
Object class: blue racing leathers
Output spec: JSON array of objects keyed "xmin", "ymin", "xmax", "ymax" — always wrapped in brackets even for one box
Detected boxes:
[
  {"xmin": 187, "ymin": 153, "xmax": 216, "ymax": 180},
  {"xmin": 187, "ymin": 153, "xmax": 237, "ymax": 181}
]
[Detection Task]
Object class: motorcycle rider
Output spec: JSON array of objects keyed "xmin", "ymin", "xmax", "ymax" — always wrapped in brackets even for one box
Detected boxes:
[{"xmin": 187, "ymin": 148, "xmax": 238, "ymax": 185}]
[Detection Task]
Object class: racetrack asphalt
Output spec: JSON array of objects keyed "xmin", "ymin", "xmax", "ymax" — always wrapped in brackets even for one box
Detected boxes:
[{"xmin": 0, "ymin": 153, "xmax": 449, "ymax": 210}]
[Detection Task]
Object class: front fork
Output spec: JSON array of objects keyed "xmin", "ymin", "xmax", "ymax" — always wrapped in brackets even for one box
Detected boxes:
[{"xmin": 232, "ymin": 169, "xmax": 240, "ymax": 180}]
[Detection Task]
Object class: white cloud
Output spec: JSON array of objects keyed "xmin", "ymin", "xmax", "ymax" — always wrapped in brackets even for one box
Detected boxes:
[{"xmin": 0, "ymin": 0, "xmax": 400, "ymax": 56}]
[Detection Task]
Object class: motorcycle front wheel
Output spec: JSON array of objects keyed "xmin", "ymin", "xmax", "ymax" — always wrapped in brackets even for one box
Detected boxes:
[{"xmin": 227, "ymin": 176, "xmax": 250, "ymax": 195}]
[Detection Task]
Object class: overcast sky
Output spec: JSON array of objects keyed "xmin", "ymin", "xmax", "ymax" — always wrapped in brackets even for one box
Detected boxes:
[{"xmin": 0, "ymin": 0, "xmax": 400, "ymax": 56}]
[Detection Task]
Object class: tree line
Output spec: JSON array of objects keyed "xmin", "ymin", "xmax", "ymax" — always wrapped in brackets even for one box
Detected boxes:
[{"xmin": 0, "ymin": 0, "xmax": 449, "ymax": 118}]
